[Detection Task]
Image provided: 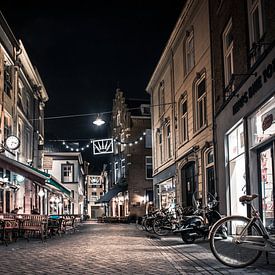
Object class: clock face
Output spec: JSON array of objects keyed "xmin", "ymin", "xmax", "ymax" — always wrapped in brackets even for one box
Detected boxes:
[{"xmin": 5, "ymin": 135, "xmax": 20, "ymax": 150}]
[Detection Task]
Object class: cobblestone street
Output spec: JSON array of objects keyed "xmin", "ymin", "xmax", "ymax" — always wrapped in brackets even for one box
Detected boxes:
[{"xmin": 0, "ymin": 222, "xmax": 274, "ymax": 274}]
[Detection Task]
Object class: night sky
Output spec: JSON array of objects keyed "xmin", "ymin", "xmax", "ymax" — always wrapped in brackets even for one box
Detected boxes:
[{"xmin": 1, "ymin": 1, "xmax": 184, "ymax": 172}]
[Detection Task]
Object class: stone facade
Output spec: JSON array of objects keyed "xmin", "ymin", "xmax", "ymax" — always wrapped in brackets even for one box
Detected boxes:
[
  {"xmin": 0, "ymin": 13, "xmax": 48, "ymax": 215},
  {"xmin": 146, "ymin": 0, "xmax": 214, "ymax": 208}
]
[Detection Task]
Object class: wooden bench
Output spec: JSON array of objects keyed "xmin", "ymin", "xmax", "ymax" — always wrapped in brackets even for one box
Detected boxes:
[{"xmin": 20, "ymin": 215, "xmax": 48, "ymax": 242}]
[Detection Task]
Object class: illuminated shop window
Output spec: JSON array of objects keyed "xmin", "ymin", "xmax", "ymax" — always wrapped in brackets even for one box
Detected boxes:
[
  {"xmin": 227, "ymin": 123, "xmax": 246, "ymax": 216},
  {"xmin": 249, "ymin": 96, "xmax": 275, "ymax": 148}
]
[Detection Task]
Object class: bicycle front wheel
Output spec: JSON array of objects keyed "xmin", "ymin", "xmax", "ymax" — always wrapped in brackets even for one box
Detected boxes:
[
  {"xmin": 209, "ymin": 216, "xmax": 262, "ymax": 268},
  {"xmin": 153, "ymin": 217, "xmax": 170, "ymax": 236}
]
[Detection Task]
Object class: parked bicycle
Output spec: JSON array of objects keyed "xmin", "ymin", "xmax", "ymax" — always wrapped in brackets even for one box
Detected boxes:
[{"xmin": 209, "ymin": 194, "xmax": 275, "ymax": 268}]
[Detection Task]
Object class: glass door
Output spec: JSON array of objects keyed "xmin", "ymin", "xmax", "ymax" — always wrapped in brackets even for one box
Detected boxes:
[{"xmin": 259, "ymin": 146, "xmax": 274, "ymax": 227}]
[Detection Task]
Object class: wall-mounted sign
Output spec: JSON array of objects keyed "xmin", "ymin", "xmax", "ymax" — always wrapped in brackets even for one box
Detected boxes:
[
  {"xmin": 43, "ymin": 156, "xmax": 53, "ymax": 170},
  {"xmin": 93, "ymin": 138, "xmax": 113, "ymax": 155},
  {"xmin": 233, "ymin": 57, "xmax": 275, "ymax": 115}
]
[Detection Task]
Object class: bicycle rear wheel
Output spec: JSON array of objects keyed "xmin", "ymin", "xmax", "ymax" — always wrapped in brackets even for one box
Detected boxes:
[{"xmin": 209, "ymin": 216, "xmax": 262, "ymax": 268}]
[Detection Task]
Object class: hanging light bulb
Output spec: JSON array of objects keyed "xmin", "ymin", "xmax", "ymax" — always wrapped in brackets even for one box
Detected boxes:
[{"xmin": 93, "ymin": 114, "xmax": 105, "ymax": 126}]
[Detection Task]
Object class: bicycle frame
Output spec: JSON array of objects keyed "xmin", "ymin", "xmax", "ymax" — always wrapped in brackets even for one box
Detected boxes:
[{"xmin": 233, "ymin": 203, "xmax": 275, "ymax": 252}]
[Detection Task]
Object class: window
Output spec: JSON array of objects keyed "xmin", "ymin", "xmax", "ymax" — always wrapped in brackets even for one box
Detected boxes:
[
  {"xmin": 185, "ymin": 30, "xmax": 195, "ymax": 74},
  {"xmin": 145, "ymin": 156, "xmax": 153, "ymax": 179},
  {"xmin": 249, "ymin": 96, "xmax": 275, "ymax": 147},
  {"xmin": 180, "ymin": 95, "xmax": 188, "ymax": 143},
  {"xmin": 4, "ymin": 65, "xmax": 12, "ymax": 97},
  {"xmin": 18, "ymin": 81, "xmax": 24, "ymax": 110},
  {"xmin": 194, "ymin": 76, "xmax": 207, "ymax": 131},
  {"xmin": 223, "ymin": 19, "xmax": 234, "ymax": 87},
  {"xmin": 62, "ymin": 164, "xmax": 74, "ymax": 183},
  {"xmin": 17, "ymin": 122, "xmax": 22, "ymax": 152},
  {"xmin": 247, "ymin": 0, "xmax": 264, "ymax": 64},
  {"xmin": 227, "ymin": 123, "xmax": 246, "ymax": 216},
  {"xmin": 145, "ymin": 129, "xmax": 152, "ymax": 148},
  {"xmin": 158, "ymin": 81, "xmax": 165, "ymax": 116},
  {"xmin": 91, "ymin": 192, "xmax": 97, "ymax": 196},
  {"xmin": 26, "ymin": 96, "xmax": 30, "ymax": 119},
  {"xmin": 25, "ymin": 129, "xmax": 31, "ymax": 160},
  {"xmin": 121, "ymin": 159, "xmax": 125, "ymax": 178},
  {"xmin": 205, "ymin": 149, "xmax": 215, "ymax": 196},
  {"xmin": 114, "ymin": 162, "xmax": 119, "ymax": 183},
  {"xmin": 166, "ymin": 122, "xmax": 172, "ymax": 159},
  {"xmin": 4, "ymin": 115, "xmax": 11, "ymax": 140},
  {"xmin": 158, "ymin": 129, "xmax": 163, "ymax": 164}
]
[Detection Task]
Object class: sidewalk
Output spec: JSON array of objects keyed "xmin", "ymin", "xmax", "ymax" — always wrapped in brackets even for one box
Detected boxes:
[{"xmin": 149, "ymin": 233, "xmax": 275, "ymax": 274}]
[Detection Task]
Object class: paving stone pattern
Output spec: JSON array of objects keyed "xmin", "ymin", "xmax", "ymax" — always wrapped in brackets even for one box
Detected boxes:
[{"xmin": 0, "ymin": 222, "xmax": 274, "ymax": 274}]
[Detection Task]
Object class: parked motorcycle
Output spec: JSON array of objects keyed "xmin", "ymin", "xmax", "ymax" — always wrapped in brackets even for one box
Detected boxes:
[{"xmin": 175, "ymin": 192, "xmax": 224, "ymax": 244}]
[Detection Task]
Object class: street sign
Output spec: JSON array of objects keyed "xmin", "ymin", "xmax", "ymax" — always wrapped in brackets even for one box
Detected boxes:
[{"xmin": 93, "ymin": 138, "xmax": 113, "ymax": 155}]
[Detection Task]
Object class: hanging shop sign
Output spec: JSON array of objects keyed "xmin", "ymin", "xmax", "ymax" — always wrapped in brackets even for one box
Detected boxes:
[
  {"xmin": 233, "ymin": 57, "xmax": 275, "ymax": 115},
  {"xmin": 93, "ymin": 138, "xmax": 113, "ymax": 155}
]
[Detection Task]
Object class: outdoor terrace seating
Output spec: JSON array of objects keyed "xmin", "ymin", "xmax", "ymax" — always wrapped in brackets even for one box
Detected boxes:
[
  {"xmin": 20, "ymin": 214, "xmax": 48, "ymax": 242},
  {"xmin": 0, "ymin": 217, "xmax": 19, "ymax": 246}
]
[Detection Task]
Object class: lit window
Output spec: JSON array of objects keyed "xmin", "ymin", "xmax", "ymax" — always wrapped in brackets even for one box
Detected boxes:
[
  {"xmin": 180, "ymin": 94, "xmax": 188, "ymax": 143},
  {"xmin": 194, "ymin": 76, "xmax": 207, "ymax": 131},
  {"xmin": 223, "ymin": 19, "xmax": 234, "ymax": 88},
  {"xmin": 185, "ymin": 30, "xmax": 195, "ymax": 74},
  {"xmin": 145, "ymin": 156, "xmax": 153, "ymax": 179}
]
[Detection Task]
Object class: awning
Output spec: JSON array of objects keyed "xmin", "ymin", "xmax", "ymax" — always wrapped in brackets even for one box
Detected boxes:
[
  {"xmin": 0, "ymin": 154, "xmax": 48, "ymax": 184},
  {"xmin": 0, "ymin": 154, "xmax": 71, "ymax": 197},
  {"xmin": 95, "ymin": 185, "xmax": 127, "ymax": 204},
  {"xmin": 28, "ymin": 166, "xmax": 71, "ymax": 197}
]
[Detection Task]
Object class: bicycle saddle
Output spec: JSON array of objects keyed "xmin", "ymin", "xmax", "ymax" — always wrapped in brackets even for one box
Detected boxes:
[{"xmin": 239, "ymin": 194, "xmax": 258, "ymax": 203}]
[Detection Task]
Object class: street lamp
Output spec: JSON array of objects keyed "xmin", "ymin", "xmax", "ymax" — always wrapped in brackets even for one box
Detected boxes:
[{"xmin": 93, "ymin": 114, "xmax": 105, "ymax": 126}]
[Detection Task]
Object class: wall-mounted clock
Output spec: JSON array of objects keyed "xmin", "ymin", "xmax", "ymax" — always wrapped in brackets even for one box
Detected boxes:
[{"xmin": 5, "ymin": 135, "xmax": 20, "ymax": 150}]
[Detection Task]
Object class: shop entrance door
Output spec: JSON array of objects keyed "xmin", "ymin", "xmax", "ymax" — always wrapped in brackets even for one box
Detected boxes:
[
  {"xmin": 258, "ymin": 145, "xmax": 275, "ymax": 227},
  {"xmin": 181, "ymin": 162, "xmax": 195, "ymax": 207}
]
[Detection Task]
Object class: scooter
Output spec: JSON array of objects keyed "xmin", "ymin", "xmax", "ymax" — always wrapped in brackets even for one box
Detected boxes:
[{"xmin": 174, "ymin": 192, "xmax": 223, "ymax": 244}]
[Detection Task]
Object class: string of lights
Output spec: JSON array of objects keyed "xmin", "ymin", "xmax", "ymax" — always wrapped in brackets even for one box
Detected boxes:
[{"xmin": 60, "ymin": 131, "xmax": 148, "ymax": 152}]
